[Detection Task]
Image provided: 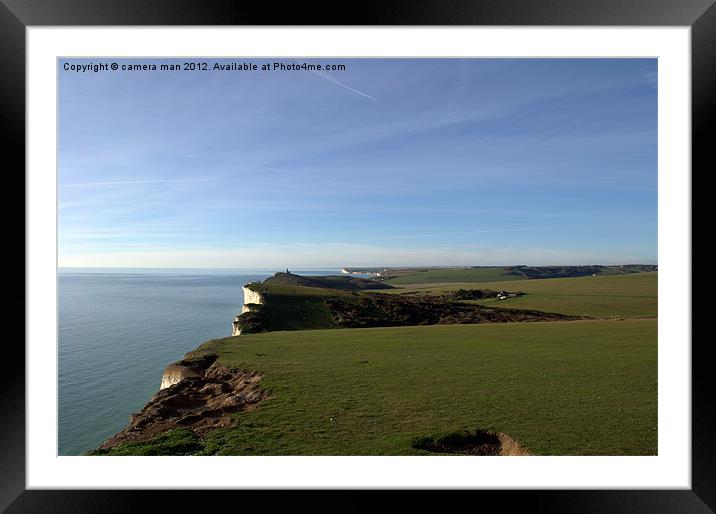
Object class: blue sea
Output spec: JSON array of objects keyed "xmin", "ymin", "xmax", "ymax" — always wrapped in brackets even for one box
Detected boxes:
[{"xmin": 58, "ymin": 268, "xmax": 340, "ymax": 455}]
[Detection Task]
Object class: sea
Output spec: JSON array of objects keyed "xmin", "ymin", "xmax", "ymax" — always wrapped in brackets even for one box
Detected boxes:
[{"xmin": 58, "ymin": 267, "xmax": 342, "ymax": 455}]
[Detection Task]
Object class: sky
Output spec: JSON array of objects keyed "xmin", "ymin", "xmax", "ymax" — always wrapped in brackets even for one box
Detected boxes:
[{"xmin": 58, "ymin": 58, "xmax": 657, "ymax": 268}]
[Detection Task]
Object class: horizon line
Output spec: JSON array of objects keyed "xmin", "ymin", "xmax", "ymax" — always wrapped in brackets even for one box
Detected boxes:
[{"xmin": 58, "ymin": 262, "xmax": 658, "ymax": 270}]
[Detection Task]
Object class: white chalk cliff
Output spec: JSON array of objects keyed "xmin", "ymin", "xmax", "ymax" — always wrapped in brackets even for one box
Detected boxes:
[
  {"xmin": 160, "ymin": 362, "xmax": 201, "ymax": 390},
  {"xmin": 242, "ymin": 286, "xmax": 263, "ymax": 306},
  {"xmin": 232, "ymin": 285, "xmax": 264, "ymax": 336},
  {"xmin": 159, "ymin": 356, "xmax": 217, "ymax": 390}
]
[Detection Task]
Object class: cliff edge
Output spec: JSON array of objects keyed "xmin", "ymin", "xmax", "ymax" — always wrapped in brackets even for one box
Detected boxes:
[
  {"xmin": 232, "ymin": 285, "xmax": 264, "ymax": 336},
  {"xmin": 94, "ymin": 353, "xmax": 270, "ymax": 453}
]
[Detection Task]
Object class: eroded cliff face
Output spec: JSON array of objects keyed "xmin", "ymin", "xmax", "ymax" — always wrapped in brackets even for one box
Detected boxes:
[
  {"xmin": 94, "ymin": 284, "xmax": 272, "ymax": 453},
  {"xmin": 231, "ymin": 315, "xmax": 241, "ymax": 336},
  {"xmin": 242, "ymin": 285, "xmax": 263, "ymax": 306},
  {"xmin": 98, "ymin": 359, "xmax": 270, "ymax": 451},
  {"xmin": 160, "ymin": 355, "xmax": 217, "ymax": 390},
  {"xmin": 232, "ymin": 285, "xmax": 264, "ymax": 336}
]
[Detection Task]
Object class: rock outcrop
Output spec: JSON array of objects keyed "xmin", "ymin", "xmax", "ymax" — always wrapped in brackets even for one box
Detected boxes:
[{"xmin": 159, "ymin": 355, "xmax": 217, "ymax": 390}]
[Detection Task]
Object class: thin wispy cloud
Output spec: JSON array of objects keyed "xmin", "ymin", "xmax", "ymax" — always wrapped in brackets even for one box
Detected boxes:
[
  {"xmin": 377, "ymin": 228, "xmax": 541, "ymax": 241},
  {"xmin": 61, "ymin": 178, "xmax": 211, "ymax": 187},
  {"xmin": 58, "ymin": 242, "xmax": 622, "ymax": 268},
  {"xmin": 58, "ymin": 201, "xmax": 83, "ymax": 210},
  {"xmin": 58, "ymin": 58, "xmax": 657, "ymax": 267},
  {"xmin": 312, "ymin": 70, "xmax": 378, "ymax": 103}
]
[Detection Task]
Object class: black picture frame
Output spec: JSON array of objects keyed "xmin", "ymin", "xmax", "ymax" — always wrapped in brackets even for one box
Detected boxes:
[{"xmin": 5, "ymin": 1, "xmax": 710, "ymax": 511}]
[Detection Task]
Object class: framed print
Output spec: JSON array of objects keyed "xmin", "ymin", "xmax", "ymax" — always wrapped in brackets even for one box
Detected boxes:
[{"xmin": 6, "ymin": 0, "xmax": 712, "ymax": 511}]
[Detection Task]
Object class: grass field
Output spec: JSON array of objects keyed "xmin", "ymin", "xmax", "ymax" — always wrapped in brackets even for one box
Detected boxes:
[
  {"xmin": 98, "ymin": 271, "xmax": 658, "ymax": 457},
  {"xmin": 385, "ymin": 267, "xmax": 524, "ymax": 285},
  {"xmin": 104, "ymin": 318, "xmax": 657, "ymax": 456},
  {"xmin": 382, "ymin": 273, "xmax": 657, "ymax": 319}
]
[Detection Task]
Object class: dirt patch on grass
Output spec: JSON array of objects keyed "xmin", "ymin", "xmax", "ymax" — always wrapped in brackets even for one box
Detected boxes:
[
  {"xmin": 96, "ymin": 361, "xmax": 270, "ymax": 451},
  {"xmin": 413, "ymin": 429, "xmax": 530, "ymax": 456}
]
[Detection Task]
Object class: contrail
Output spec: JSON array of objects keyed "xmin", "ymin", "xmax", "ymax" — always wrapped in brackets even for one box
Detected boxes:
[
  {"xmin": 61, "ymin": 179, "xmax": 210, "ymax": 187},
  {"xmin": 312, "ymin": 70, "xmax": 378, "ymax": 103}
]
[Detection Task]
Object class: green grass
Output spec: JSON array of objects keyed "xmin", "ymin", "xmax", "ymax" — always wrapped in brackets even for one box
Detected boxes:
[
  {"xmin": 248, "ymin": 282, "xmax": 351, "ymax": 297},
  {"xmin": 102, "ymin": 272, "xmax": 658, "ymax": 457},
  {"xmin": 138, "ymin": 318, "xmax": 659, "ymax": 456},
  {"xmin": 259, "ymin": 292, "xmax": 337, "ymax": 331},
  {"xmin": 90, "ymin": 428, "xmax": 201, "ymax": 456},
  {"xmin": 257, "ymin": 272, "xmax": 395, "ymax": 291},
  {"xmin": 241, "ymin": 282, "xmax": 357, "ymax": 332},
  {"xmin": 385, "ymin": 267, "xmax": 524, "ymax": 286},
  {"xmin": 384, "ymin": 273, "xmax": 657, "ymax": 319}
]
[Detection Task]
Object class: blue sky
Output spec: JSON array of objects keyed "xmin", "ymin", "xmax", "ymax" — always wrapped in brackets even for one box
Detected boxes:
[{"xmin": 58, "ymin": 58, "xmax": 657, "ymax": 268}]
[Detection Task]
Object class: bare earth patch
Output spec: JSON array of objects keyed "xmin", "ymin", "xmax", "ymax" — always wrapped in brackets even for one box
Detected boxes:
[
  {"xmin": 413, "ymin": 429, "xmax": 531, "ymax": 456},
  {"xmin": 97, "ymin": 361, "xmax": 270, "ymax": 451}
]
